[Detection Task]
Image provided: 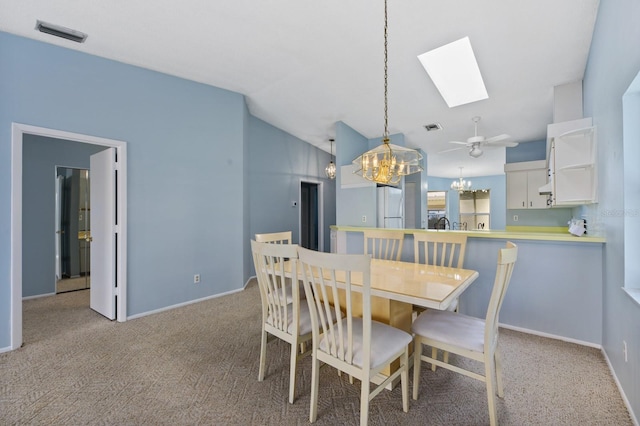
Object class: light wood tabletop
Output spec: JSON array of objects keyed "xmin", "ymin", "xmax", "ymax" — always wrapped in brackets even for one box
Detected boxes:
[
  {"xmin": 283, "ymin": 258, "xmax": 478, "ymax": 311},
  {"xmin": 369, "ymin": 259, "xmax": 479, "ymax": 311}
]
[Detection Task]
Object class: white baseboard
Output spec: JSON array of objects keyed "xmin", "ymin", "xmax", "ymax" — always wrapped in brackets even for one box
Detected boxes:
[
  {"xmin": 127, "ymin": 287, "xmax": 245, "ymax": 320},
  {"xmin": 602, "ymin": 348, "xmax": 639, "ymax": 426},
  {"xmin": 22, "ymin": 292, "xmax": 56, "ymax": 301},
  {"xmin": 0, "ymin": 345, "xmax": 13, "ymax": 354},
  {"xmin": 245, "ymin": 276, "xmax": 256, "ymax": 289},
  {"xmin": 499, "ymin": 323, "xmax": 602, "ymax": 349}
]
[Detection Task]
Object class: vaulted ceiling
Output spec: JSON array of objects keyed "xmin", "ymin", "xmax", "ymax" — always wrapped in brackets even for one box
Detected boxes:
[{"xmin": 0, "ymin": 0, "xmax": 599, "ymax": 177}]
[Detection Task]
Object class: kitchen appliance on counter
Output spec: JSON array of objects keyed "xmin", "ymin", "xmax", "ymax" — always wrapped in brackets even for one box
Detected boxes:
[{"xmin": 377, "ymin": 186, "xmax": 404, "ymax": 228}]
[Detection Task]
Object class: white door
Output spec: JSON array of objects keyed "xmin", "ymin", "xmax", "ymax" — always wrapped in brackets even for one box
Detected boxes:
[{"xmin": 90, "ymin": 148, "xmax": 116, "ymax": 319}]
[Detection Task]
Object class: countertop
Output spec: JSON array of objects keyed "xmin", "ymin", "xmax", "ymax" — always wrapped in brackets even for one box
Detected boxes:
[{"xmin": 330, "ymin": 225, "xmax": 605, "ymax": 243}]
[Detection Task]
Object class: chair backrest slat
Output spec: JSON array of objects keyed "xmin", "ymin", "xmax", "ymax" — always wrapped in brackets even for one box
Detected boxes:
[
  {"xmin": 298, "ymin": 247, "xmax": 371, "ymax": 369},
  {"xmin": 413, "ymin": 232, "xmax": 468, "ymax": 268},
  {"xmin": 251, "ymin": 239, "xmax": 300, "ymax": 335},
  {"xmin": 363, "ymin": 229, "xmax": 404, "ymax": 261}
]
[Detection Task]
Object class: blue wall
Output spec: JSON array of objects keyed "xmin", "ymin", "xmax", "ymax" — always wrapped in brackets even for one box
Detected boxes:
[
  {"xmin": 506, "ymin": 139, "xmax": 546, "ymax": 163},
  {"xmin": 0, "ymin": 31, "xmax": 335, "ymax": 349},
  {"xmin": 335, "ymin": 121, "xmax": 377, "ymax": 227},
  {"xmin": 583, "ymin": 0, "xmax": 640, "ymax": 418},
  {"xmin": 248, "ymin": 116, "xmax": 336, "ymax": 259},
  {"xmin": 0, "ymin": 31, "xmax": 246, "ymax": 337}
]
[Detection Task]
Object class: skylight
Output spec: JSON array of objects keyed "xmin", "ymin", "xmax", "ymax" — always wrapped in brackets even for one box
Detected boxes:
[{"xmin": 417, "ymin": 37, "xmax": 488, "ymax": 108}]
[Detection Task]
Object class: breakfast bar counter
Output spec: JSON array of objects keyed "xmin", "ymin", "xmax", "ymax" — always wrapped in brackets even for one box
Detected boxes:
[
  {"xmin": 330, "ymin": 225, "xmax": 605, "ymax": 347},
  {"xmin": 331, "ymin": 225, "xmax": 605, "ymax": 244}
]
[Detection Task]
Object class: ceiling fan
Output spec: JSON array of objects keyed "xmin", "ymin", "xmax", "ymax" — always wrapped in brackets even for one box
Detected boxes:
[{"xmin": 440, "ymin": 116, "xmax": 518, "ymax": 158}]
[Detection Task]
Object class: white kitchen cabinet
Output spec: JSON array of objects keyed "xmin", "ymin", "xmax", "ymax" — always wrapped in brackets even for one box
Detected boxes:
[
  {"xmin": 505, "ymin": 160, "xmax": 549, "ymax": 209},
  {"xmin": 549, "ymin": 126, "xmax": 597, "ymax": 206}
]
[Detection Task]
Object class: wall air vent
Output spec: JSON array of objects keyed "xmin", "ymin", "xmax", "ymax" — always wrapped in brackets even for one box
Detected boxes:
[
  {"xmin": 36, "ymin": 20, "xmax": 88, "ymax": 43},
  {"xmin": 424, "ymin": 123, "xmax": 443, "ymax": 132}
]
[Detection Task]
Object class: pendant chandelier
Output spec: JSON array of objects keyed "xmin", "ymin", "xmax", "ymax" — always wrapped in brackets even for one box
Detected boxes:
[
  {"xmin": 352, "ymin": 0, "xmax": 423, "ymax": 185},
  {"xmin": 325, "ymin": 138, "xmax": 336, "ymax": 180},
  {"xmin": 451, "ymin": 167, "xmax": 472, "ymax": 192}
]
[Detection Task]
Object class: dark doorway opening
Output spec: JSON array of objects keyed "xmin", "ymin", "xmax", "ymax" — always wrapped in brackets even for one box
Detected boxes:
[{"xmin": 300, "ymin": 182, "xmax": 319, "ymax": 250}]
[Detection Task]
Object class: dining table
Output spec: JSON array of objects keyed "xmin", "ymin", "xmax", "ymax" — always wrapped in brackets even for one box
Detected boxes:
[{"xmin": 284, "ymin": 257, "xmax": 479, "ymax": 385}]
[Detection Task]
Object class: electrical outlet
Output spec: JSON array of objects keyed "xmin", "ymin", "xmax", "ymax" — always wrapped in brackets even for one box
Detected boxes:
[
  {"xmin": 362, "ymin": 215, "xmax": 367, "ymax": 223},
  {"xmin": 194, "ymin": 274, "xmax": 200, "ymax": 284},
  {"xmin": 513, "ymin": 215, "xmax": 518, "ymax": 222},
  {"xmin": 623, "ymin": 340, "xmax": 628, "ymax": 362}
]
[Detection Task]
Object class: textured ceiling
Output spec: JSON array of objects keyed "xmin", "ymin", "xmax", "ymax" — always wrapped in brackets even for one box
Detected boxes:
[{"xmin": 0, "ymin": 0, "xmax": 599, "ymax": 177}]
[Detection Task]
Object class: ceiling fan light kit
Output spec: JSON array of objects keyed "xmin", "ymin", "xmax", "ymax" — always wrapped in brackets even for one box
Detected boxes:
[
  {"xmin": 440, "ymin": 116, "xmax": 518, "ymax": 158},
  {"xmin": 469, "ymin": 143, "xmax": 483, "ymax": 158}
]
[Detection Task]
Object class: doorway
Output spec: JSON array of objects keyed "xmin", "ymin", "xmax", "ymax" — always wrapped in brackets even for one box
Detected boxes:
[
  {"xmin": 427, "ymin": 191, "xmax": 447, "ymax": 229},
  {"xmin": 299, "ymin": 180, "xmax": 323, "ymax": 251},
  {"xmin": 10, "ymin": 123, "xmax": 128, "ymax": 351}
]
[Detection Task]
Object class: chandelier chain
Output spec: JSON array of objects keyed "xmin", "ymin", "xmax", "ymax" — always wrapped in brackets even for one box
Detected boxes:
[
  {"xmin": 350, "ymin": 0, "xmax": 423, "ymax": 184},
  {"xmin": 383, "ymin": 0, "xmax": 389, "ymax": 140}
]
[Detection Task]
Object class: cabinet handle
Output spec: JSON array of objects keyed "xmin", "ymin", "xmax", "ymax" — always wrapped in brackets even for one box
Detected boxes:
[
  {"xmin": 530, "ymin": 201, "xmax": 532, "ymax": 207},
  {"xmin": 522, "ymin": 201, "xmax": 525, "ymax": 207}
]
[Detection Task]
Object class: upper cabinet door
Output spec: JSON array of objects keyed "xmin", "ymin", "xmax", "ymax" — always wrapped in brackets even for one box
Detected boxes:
[
  {"xmin": 506, "ymin": 170, "xmax": 528, "ymax": 209},
  {"xmin": 505, "ymin": 160, "xmax": 550, "ymax": 210},
  {"xmin": 551, "ymin": 126, "xmax": 597, "ymax": 206},
  {"xmin": 527, "ymin": 169, "xmax": 549, "ymax": 209}
]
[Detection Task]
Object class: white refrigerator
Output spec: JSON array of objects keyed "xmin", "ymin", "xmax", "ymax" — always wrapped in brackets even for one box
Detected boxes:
[{"xmin": 377, "ymin": 186, "xmax": 404, "ymax": 228}]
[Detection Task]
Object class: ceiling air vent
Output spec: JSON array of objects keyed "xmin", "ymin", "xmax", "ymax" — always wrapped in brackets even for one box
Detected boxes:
[
  {"xmin": 424, "ymin": 123, "xmax": 443, "ymax": 132},
  {"xmin": 36, "ymin": 20, "xmax": 88, "ymax": 43}
]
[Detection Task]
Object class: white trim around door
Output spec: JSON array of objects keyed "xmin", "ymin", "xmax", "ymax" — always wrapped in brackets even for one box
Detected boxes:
[{"xmin": 10, "ymin": 123, "xmax": 128, "ymax": 351}]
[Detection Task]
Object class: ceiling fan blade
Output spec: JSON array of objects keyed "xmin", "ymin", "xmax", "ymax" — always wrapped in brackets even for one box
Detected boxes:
[
  {"xmin": 485, "ymin": 140, "xmax": 519, "ymax": 147},
  {"xmin": 448, "ymin": 141, "xmax": 469, "ymax": 146},
  {"xmin": 438, "ymin": 146, "xmax": 465, "ymax": 154},
  {"xmin": 485, "ymin": 134, "xmax": 511, "ymax": 144}
]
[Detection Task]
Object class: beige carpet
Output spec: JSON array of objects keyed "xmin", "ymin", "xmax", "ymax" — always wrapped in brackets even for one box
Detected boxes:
[{"xmin": 1, "ymin": 281, "xmax": 632, "ymax": 425}]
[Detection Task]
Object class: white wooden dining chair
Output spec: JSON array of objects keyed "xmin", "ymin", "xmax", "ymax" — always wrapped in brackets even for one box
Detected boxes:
[
  {"xmin": 255, "ymin": 230, "xmax": 304, "ymax": 301},
  {"xmin": 413, "ymin": 232, "xmax": 470, "ymax": 368},
  {"xmin": 255, "ymin": 231, "xmax": 292, "ymax": 244},
  {"xmin": 414, "ymin": 232, "xmax": 468, "ymax": 309},
  {"xmin": 363, "ymin": 229, "xmax": 404, "ymax": 261},
  {"xmin": 412, "ymin": 242, "xmax": 518, "ymax": 426},
  {"xmin": 250, "ymin": 239, "xmax": 313, "ymax": 404},
  {"xmin": 298, "ymin": 247, "xmax": 412, "ymax": 426},
  {"xmin": 413, "ymin": 232, "xmax": 468, "ymax": 269}
]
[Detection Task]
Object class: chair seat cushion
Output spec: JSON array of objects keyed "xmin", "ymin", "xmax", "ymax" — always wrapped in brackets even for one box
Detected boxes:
[
  {"xmin": 319, "ymin": 318, "xmax": 412, "ymax": 370},
  {"xmin": 267, "ymin": 301, "xmax": 314, "ymax": 336},
  {"xmin": 412, "ymin": 309, "xmax": 486, "ymax": 354}
]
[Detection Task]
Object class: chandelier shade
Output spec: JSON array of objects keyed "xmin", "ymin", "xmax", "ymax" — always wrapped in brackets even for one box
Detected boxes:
[
  {"xmin": 353, "ymin": 139, "xmax": 423, "ymax": 185},
  {"xmin": 352, "ymin": 0, "xmax": 423, "ymax": 185}
]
